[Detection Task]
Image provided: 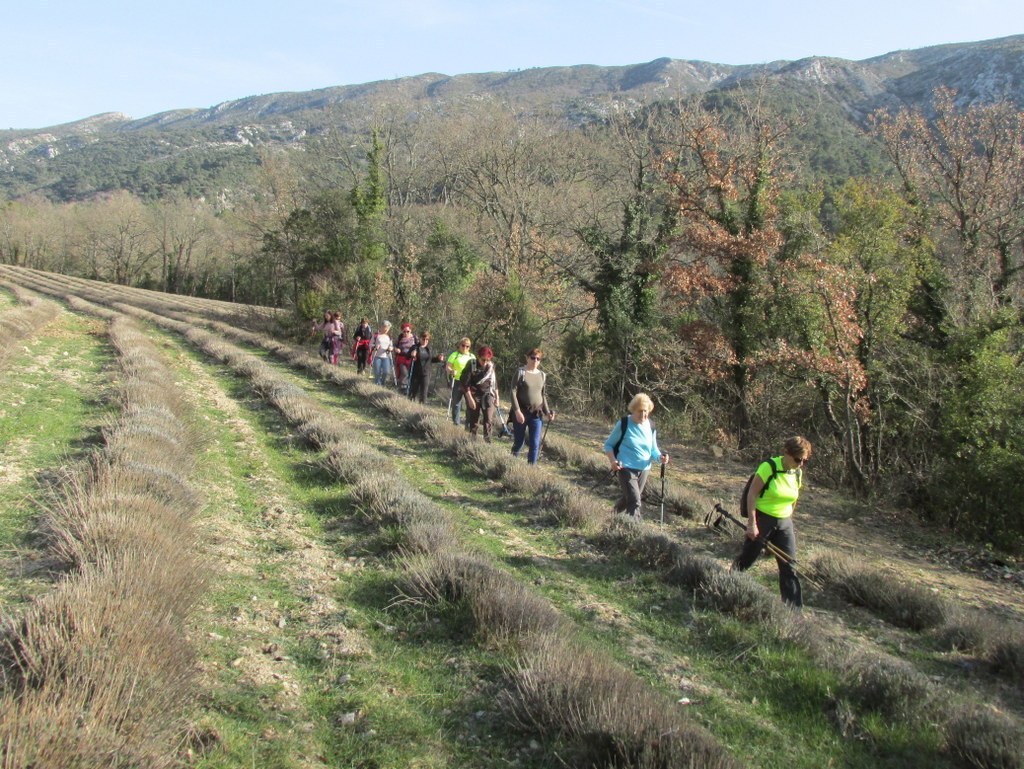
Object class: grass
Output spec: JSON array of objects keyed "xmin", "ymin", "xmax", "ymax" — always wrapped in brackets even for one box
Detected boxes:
[
  {"xmin": 123, "ymin": 317, "xmax": 987, "ymax": 769},
  {"xmin": 0, "ymin": 313, "xmax": 112, "ymax": 603}
]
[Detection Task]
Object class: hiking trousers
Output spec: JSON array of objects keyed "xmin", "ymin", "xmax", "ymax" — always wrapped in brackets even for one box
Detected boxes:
[
  {"xmin": 613, "ymin": 466, "xmax": 650, "ymax": 518},
  {"xmin": 466, "ymin": 392, "xmax": 496, "ymax": 441},
  {"xmin": 511, "ymin": 413, "xmax": 544, "ymax": 464},
  {"xmin": 734, "ymin": 511, "xmax": 802, "ymax": 608}
]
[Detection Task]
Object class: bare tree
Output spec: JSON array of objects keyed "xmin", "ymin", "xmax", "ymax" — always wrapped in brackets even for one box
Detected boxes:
[{"xmin": 873, "ymin": 88, "xmax": 1024, "ymax": 325}]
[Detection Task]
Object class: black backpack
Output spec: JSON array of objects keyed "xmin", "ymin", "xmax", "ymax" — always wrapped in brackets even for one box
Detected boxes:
[
  {"xmin": 611, "ymin": 415, "xmax": 655, "ymax": 458},
  {"xmin": 740, "ymin": 457, "xmax": 800, "ymax": 517}
]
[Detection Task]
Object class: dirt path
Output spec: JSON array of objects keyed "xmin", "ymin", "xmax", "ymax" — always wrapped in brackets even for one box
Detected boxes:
[{"xmin": 168, "ymin": 346, "xmax": 371, "ymax": 767}]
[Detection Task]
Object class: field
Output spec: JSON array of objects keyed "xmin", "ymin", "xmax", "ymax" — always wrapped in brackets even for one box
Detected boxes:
[{"xmin": 1, "ymin": 264, "xmax": 1022, "ymax": 769}]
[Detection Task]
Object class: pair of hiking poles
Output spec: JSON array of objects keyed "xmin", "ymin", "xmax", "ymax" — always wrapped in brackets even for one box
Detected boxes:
[{"xmin": 703, "ymin": 503, "xmax": 820, "ymax": 589}]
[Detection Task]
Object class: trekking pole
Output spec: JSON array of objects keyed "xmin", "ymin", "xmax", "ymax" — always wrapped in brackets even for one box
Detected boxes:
[
  {"xmin": 710, "ymin": 503, "xmax": 794, "ymax": 563},
  {"xmin": 659, "ymin": 462, "xmax": 667, "ymax": 526},
  {"xmin": 707, "ymin": 503, "xmax": 821, "ymax": 589},
  {"xmin": 591, "ymin": 465, "xmax": 617, "ymax": 491},
  {"xmin": 496, "ymin": 403, "xmax": 512, "ymax": 438},
  {"xmin": 539, "ymin": 412, "xmax": 554, "ymax": 459}
]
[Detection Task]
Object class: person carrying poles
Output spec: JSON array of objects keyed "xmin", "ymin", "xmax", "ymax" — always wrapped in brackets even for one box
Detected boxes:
[
  {"xmin": 460, "ymin": 346, "xmax": 499, "ymax": 441},
  {"xmin": 732, "ymin": 435, "xmax": 812, "ymax": 609},
  {"xmin": 371, "ymin": 320, "xmax": 395, "ymax": 386},
  {"xmin": 509, "ymin": 347, "xmax": 554, "ymax": 464},
  {"xmin": 352, "ymin": 317, "xmax": 373, "ymax": 375},
  {"xmin": 445, "ymin": 337, "xmax": 476, "ymax": 425},
  {"xmin": 602, "ymin": 393, "xmax": 669, "ymax": 520},
  {"xmin": 394, "ymin": 322, "xmax": 418, "ymax": 394}
]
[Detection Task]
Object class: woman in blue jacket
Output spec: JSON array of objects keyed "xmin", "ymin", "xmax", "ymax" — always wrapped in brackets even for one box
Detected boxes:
[{"xmin": 603, "ymin": 393, "xmax": 669, "ymax": 519}]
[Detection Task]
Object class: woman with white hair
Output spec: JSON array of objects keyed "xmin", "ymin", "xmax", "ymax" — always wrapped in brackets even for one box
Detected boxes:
[
  {"xmin": 371, "ymin": 320, "xmax": 395, "ymax": 386},
  {"xmin": 603, "ymin": 393, "xmax": 669, "ymax": 520}
]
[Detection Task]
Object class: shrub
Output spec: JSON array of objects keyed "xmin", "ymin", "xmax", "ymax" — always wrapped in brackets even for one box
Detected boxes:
[
  {"xmin": 502, "ymin": 634, "xmax": 740, "ymax": 769},
  {"xmin": 839, "ymin": 653, "xmax": 934, "ymax": 719},
  {"xmin": 809, "ymin": 553, "xmax": 948, "ymax": 630},
  {"xmin": 944, "ymin": 705, "xmax": 1024, "ymax": 769},
  {"xmin": 989, "ymin": 634, "xmax": 1024, "ymax": 686},
  {"xmin": 934, "ymin": 608, "xmax": 1005, "ymax": 653}
]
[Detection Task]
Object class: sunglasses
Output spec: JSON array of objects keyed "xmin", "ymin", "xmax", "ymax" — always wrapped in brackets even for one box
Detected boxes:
[{"xmin": 529, "ymin": 356, "xmax": 541, "ymax": 361}]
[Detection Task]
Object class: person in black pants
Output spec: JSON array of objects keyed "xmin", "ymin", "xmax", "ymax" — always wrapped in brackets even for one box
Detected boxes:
[
  {"xmin": 407, "ymin": 330, "xmax": 435, "ymax": 403},
  {"xmin": 733, "ymin": 436, "xmax": 812, "ymax": 608}
]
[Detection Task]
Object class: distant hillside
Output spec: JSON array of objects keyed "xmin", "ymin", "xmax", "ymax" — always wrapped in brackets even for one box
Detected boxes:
[{"xmin": 2, "ymin": 34, "xmax": 1022, "ymax": 202}]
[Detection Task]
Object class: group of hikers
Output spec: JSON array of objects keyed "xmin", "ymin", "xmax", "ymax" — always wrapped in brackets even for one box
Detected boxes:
[
  {"xmin": 311, "ymin": 312, "xmax": 810, "ymax": 609},
  {"xmin": 310, "ymin": 316, "xmax": 556, "ymax": 464},
  {"xmin": 313, "ymin": 313, "xmax": 433, "ymax": 398}
]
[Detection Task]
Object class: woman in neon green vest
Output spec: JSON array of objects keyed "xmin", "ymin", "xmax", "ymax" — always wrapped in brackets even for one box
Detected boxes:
[{"xmin": 445, "ymin": 337, "xmax": 475, "ymax": 425}]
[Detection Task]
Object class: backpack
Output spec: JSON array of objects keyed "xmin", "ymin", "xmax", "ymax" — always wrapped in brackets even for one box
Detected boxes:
[
  {"xmin": 514, "ymin": 367, "xmax": 546, "ymax": 388},
  {"xmin": 611, "ymin": 415, "xmax": 656, "ymax": 458},
  {"xmin": 739, "ymin": 457, "xmax": 800, "ymax": 517}
]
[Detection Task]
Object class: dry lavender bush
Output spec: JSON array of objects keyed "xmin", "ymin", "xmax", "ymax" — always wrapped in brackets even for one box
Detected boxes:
[
  {"xmin": 0, "ymin": 283, "xmax": 58, "ymax": 367},
  {"xmin": 10, "ymin": 269, "xmax": 1023, "ymax": 766},
  {"xmin": 808, "ymin": 552, "xmax": 949, "ymax": 630},
  {"xmin": 0, "ymin": 313, "xmax": 205, "ymax": 769}
]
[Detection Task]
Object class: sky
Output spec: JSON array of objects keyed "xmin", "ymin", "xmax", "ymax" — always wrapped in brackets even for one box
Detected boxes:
[{"xmin": 3, "ymin": 0, "xmax": 1023, "ymax": 129}]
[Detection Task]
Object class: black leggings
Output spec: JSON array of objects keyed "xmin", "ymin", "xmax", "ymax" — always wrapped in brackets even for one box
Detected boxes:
[{"xmin": 734, "ymin": 511, "xmax": 802, "ymax": 607}]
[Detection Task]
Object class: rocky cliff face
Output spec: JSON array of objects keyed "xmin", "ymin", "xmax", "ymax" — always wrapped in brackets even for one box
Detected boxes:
[{"xmin": 2, "ymin": 34, "xmax": 1022, "ymax": 201}]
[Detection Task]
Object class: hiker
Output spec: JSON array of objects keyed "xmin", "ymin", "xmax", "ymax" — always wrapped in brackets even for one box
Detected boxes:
[
  {"xmin": 603, "ymin": 393, "xmax": 669, "ymax": 520},
  {"xmin": 314, "ymin": 310, "xmax": 333, "ymax": 361},
  {"xmin": 328, "ymin": 311, "xmax": 347, "ymax": 365},
  {"xmin": 733, "ymin": 435, "xmax": 812, "ymax": 609},
  {"xmin": 509, "ymin": 347, "xmax": 554, "ymax": 464},
  {"xmin": 371, "ymin": 320, "xmax": 395, "ymax": 386},
  {"xmin": 394, "ymin": 322, "xmax": 418, "ymax": 394},
  {"xmin": 352, "ymin": 317, "xmax": 373, "ymax": 375},
  {"xmin": 445, "ymin": 337, "xmax": 476, "ymax": 425},
  {"xmin": 407, "ymin": 330, "xmax": 435, "ymax": 404},
  {"xmin": 460, "ymin": 346, "xmax": 499, "ymax": 441}
]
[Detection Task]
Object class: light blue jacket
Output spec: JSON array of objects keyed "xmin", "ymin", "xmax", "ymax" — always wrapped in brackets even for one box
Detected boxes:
[{"xmin": 603, "ymin": 417, "xmax": 661, "ymax": 470}]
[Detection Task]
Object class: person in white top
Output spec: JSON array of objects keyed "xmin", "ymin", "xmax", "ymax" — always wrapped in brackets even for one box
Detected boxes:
[{"xmin": 371, "ymin": 320, "xmax": 395, "ymax": 386}]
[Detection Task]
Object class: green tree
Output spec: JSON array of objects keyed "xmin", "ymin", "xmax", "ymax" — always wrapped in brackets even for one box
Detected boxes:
[{"xmin": 934, "ymin": 321, "xmax": 1024, "ymax": 550}]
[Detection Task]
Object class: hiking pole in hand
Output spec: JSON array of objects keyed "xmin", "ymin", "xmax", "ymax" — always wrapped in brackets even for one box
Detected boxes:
[
  {"xmin": 591, "ymin": 464, "xmax": 618, "ymax": 491},
  {"xmin": 538, "ymin": 412, "xmax": 554, "ymax": 460},
  {"xmin": 659, "ymin": 461, "xmax": 667, "ymax": 525}
]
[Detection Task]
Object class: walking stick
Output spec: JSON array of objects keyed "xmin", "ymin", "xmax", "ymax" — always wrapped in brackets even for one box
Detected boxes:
[
  {"xmin": 659, "ymin": 462, "xmax": 666, "ymax": 525},
  {"xmin": 539, "ymin": 412, "xmax": 553, "ymax": 456},
  {"xmin": 591, "ymin": 465, "xmax": 617, "ymax": 491},
  {"xmin": 495, "ymin": 403, "xmax": 512, "ymax": 438},
  {"xmin": 704, "ymin": 503, "xmax": 821, "ymax": 589}
]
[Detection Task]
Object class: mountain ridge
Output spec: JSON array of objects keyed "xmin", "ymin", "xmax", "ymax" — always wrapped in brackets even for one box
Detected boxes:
[{"xmin": 2, "ymin": 33, "xmax": 1022, "ymax": 202}]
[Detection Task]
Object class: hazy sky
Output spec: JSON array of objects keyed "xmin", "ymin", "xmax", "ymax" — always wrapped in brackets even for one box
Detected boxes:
[{"xmin": 4, "ymin": 0, "xmax": 1022, "ymax": 129}]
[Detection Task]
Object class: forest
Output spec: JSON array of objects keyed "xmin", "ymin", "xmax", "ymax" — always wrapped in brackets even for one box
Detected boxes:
[{"xmin": 2, "ymin": 83, "xmax": 1023, "ymax": 551}]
